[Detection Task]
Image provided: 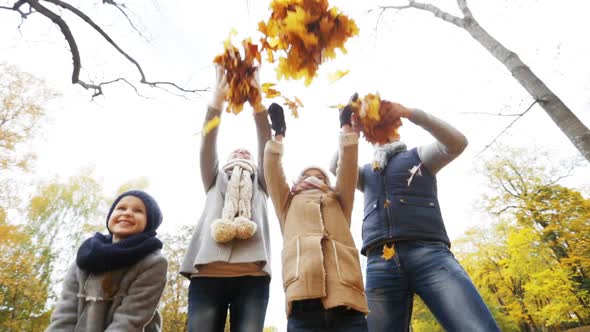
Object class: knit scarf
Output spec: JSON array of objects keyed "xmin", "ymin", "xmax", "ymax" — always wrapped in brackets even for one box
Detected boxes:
[
  {"xmin": 210, "ymin": 159, "xmax": 258, "ymax": 243},
  {"xmin": 290, "ymin": 176, "xmax": 330, "ymax": 194},
  {"xmin": 76, "ymin": 231, "xmax": 163, "ymax": 273},
  {"xmin": 372, "ymin": 141, "xmax": 407, "ymax": 172}
]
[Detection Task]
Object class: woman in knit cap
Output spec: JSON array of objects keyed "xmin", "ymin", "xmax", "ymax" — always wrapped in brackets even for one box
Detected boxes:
[
  {"xmin": 264, "ymin": 103, "xmax": 369, "ymax": 331},
  {"xmin": 46, "ymin": 190, "xmax": 167, "ymax": 332},
  {"xmin": 330, "ymin": 96, "xmax": 499, "ymax": 332},
  {"xmin": 180, "ymin": 66, "xmax": 273, "ymax": 332}
]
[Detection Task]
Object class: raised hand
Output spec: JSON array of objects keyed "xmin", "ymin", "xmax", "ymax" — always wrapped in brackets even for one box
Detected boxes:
[
  {"xmin": 268, "ymin": 103, "xmax": 286, "ymax": 138},
  {"xmin": 211, "ymin": 65, "xmax": 229, "ymax": 110}
]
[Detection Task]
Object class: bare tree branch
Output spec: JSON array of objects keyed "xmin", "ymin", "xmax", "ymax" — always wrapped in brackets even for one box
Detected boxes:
[
  {"xmin": 460, "ymin": 111, "xmax": 524, "ymax": 117},
  {"xmin": 102, "ymin": 0, "xmax": 147, "ymax": 40},
  {"xmin": 19, "ymin": 0, "xmax": 207, "ymax": 97},
  {"xmin": 456, "ymin": 0, "xmax": 473, "ymax": 18},
  {"xmin": 478, "ymin": 100, "xmax": 539, "ymax": 155},
  {"xmin": 379, "ymin": 0, "xmax": 465, "ymax": 28}
]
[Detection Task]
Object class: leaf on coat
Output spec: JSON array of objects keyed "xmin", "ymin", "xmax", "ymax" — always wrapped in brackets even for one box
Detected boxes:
[
  {"xmin": 202, "ymin": 116, "xmax": 221, "ymax": 136},
  {"xmin": 381, "ymin": 243, "xmax": 395, "ymax": 261},
  {"xmin": 327, "ymin": 69, "xmax": 350, "ymax": 83},
  {"xmin": 384, "ymin": 199, "xmax": 391, "ymax": 208}
]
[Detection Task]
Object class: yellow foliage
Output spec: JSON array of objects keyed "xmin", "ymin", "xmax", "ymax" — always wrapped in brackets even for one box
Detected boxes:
[
  {"xmin": 213, "ymin": 36, "xmax": 261, "ymax": 115},
  {"xmin": 259, "ymin": 0, "xmax": 359, "ymax": 85}
]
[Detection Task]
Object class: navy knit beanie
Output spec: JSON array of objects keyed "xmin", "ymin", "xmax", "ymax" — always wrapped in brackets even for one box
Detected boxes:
[{"xmin": 106, "ymin": 190, "xmax": 163, "ymax": 234}]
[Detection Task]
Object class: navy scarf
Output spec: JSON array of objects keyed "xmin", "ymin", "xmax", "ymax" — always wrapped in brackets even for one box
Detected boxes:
[{"xmin": 76, "ymin": 231, "xmax": 163, "ymax": 273}]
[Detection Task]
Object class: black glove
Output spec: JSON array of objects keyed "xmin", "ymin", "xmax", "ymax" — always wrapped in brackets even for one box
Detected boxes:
[
  {"xmin": 339, "ymin": 92, "xmax": 358, "ymax": 128},
  {"xmin": 340, "ymin": 105, "xmax": 353, "ymax": 127},
  {"xmin": 268, "ymin": 103, "xmax": 286, "ymax": 137}
]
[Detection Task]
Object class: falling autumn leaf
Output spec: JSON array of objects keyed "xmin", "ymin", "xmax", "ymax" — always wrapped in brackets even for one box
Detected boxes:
[
  {"xmin": 328, "ymin": 104, "xmax": 345, "ymax": 109},
  {"xmin": 381, "ymin": 243, "xmax": 395, "ymax": 261},
  {"xmin": 261, "ymin": 82, "xmax": 282, "ymax": 99},
  {"xmin": 327, "ymin": 69, "xmax": 350, "ymax": 83},
  {"xmin": 202, "ymin": 116, "xmax": 221, "ymax": 136},
  {"xmin": 384, "ymin": 199, "xmax": 391, "ymax": 208},
  {"xmin": 282, "ymin": 96, "xmax": 303, "ymax": 118}
]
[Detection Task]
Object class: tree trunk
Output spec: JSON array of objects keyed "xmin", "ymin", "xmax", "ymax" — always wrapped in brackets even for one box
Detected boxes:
[{"xmin": 462, "ymin": 17, "xmax": 590, "ymax": 162}]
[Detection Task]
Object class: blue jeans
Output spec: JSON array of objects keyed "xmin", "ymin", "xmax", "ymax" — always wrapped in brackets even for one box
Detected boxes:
[
  {"xmin": 365, "ymin": 240, "xmax": 500, "ymax": 332},
  {"xmin": 188, "ymin": 276, "xmax": 270, "ymax": 332},
  {"xmin": 287, "ymin": 299, "xmax": 368, "ymax": 332}
]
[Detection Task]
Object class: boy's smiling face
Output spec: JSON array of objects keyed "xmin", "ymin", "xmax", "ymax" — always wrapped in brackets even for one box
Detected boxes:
[{"xmin": 108, "ymin": 195, "xmax": 147, "ymax": 241}]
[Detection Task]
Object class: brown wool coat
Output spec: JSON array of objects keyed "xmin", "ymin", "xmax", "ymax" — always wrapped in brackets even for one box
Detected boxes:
[{"xmin": 264, "ymin": 133, "xmax": 369, "ymax": 317}]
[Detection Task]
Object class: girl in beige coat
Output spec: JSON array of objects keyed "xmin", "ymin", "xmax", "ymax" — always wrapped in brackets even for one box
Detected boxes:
[{"xmin": 264, "ymin": 103, "xmax": 368, "ymax": 332}]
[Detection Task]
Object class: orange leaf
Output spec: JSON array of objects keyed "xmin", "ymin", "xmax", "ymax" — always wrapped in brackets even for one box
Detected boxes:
[{"xmin": 381, "ymin": 244, "xmax": 395, "ymax": 261}]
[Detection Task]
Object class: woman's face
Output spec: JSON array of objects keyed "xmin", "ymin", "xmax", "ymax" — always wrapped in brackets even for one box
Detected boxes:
[
  {"xmin": 303, "ymin": 169, "xmax": 327, "ymax": 183},
  {"xmin": 230, "ymin": 148, "xmax": 252, "ymax": 161}
]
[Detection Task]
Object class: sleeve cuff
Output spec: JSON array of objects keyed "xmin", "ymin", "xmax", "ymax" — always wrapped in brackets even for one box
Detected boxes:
[
  {"xmin": 340, "ymin": 132, "xmax": 359, "ymax": 147},
  {"xmin": 265, "ymin": 140, "xmax": 284, "ymax": 155}
]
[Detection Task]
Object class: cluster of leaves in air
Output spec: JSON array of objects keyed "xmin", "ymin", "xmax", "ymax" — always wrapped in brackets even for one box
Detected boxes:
[
  {"xmin": 351, "ymin": 93, "xmax": 403, "ymax": 145},
  {"xmin": 259, "ymin": 0, "xmax": 359, "ymax": 85},
  {"xmin": 213, "ymin": 36, "xmax": 262, "ymax": 115},
  {"xmin": 212, "ymin": 0, "xmax": 358, "ymax": 117}
]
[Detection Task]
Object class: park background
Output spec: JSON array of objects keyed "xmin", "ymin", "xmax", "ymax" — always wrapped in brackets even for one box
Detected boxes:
[{"xmin": 1, "ymin": 0, "xmax": 590, "ymax": 331}]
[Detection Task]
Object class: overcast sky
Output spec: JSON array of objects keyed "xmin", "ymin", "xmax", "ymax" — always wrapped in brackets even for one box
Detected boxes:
[{"xmin": 1, "ymin": 0, "xmax": 589, "ymax": 329}]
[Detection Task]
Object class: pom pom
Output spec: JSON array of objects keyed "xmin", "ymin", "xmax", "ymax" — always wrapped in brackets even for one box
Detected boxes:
[
  {"xmin": 211, "ymin": 219, "xmax": 237, "ymax": 243},
  {"xmin": 234, "ymin": 216, "xmax": 258, "ymax": 240}
]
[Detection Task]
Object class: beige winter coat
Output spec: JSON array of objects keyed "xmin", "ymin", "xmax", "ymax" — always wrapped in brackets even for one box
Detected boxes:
[{"xmin": 264, "ymin": 132, "xmax": 369, "ymax": 317}]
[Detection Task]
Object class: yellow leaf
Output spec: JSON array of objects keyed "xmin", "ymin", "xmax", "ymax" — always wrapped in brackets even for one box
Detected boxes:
[
  {"xmin": 262, "ymin": 82, "xmax": 282, "ymax": 99},
  {"xmin": 329, "ymin": 103, "xmax": 345, "ymax": 109},
  {"xmin": 202, "ymin": 116, "xmax": 220, "ymax": 136},
  {"xmin": 381, "ymin": 243, "xmax": 395, "ymax": 261},
  {"xmin": 327, "ymin": 69, "xmax": 350, "ymax": 83}
]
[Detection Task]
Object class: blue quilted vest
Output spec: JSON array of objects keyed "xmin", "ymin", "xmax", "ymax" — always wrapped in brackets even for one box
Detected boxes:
[{"xmin": 360, "ymin": 147, "xmax": 450, "ymax": 255}]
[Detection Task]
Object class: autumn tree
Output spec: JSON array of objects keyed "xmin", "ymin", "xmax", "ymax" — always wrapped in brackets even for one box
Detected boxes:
[
  {"xmin": 26, "ymin": 169, "xmax": 106, "ymax": 297},
  {"xmin": 0, "ymin": 63, "xmax": 55, "ymax": 216},
  {"xmin": 0, "ymin": 0, "xmax": 205, "ymax": 97},
  {"xmin": 447, "ymin": 148, "xmax": 590, "ymax": 330},
  {"xmin": 160, "ymin": 226, "xmax": 193, "ymax": 332},
  {"xmin": 377, "ymin": 0, "xmax": 590, "ymax": 162},
  {"xmin": 0, "ymin": 219, "xmax": 50, "ymax": 331}
]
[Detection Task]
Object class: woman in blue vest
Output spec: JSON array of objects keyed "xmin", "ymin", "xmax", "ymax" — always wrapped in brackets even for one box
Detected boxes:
[{"xmin": 330, "ymin": 96, "xmax": 500, "ymax": 332}]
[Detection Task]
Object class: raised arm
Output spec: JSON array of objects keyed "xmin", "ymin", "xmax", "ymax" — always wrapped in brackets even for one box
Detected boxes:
[
  {"xmin": 408, "ymin": 108, "xmax": 468, "ymax": 175},
  {"xmin": 45, "ymin": 263, "xmax": 79, "ymax": 331},
  {"xmin": 250, "ymin": 69, "xmax": 272, "ymax": 194},
  {"xmin": 200, "ymin": 66, "xmax": 228, "ymax": 192},
  {"xmin": 334, "ymin": 105, "xmax": 359, "ymax": 223},
  {"xmin": 329, "ymin": 150, "xmax": 364, "ymax": 192},
  {"xmin": 105, "ymin": 254, "xmax": 167, "ymax": 332},
  {"xmin": 263, "ymin": 104, "xmax": 290, "ymax": 231},
  {"xmin": 329, "ymin": 95, "xmax": 364, "ymax": 192}
]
